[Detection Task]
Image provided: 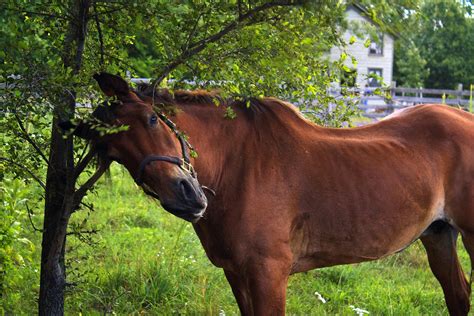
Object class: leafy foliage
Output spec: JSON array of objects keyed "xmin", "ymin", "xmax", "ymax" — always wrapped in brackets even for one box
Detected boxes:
[
  {"xmin": 393, "ymin": 0, "xmax": 474, "ymax": 88},
  {"xmin": 125, "ymin": 1, "xmax": 355, "ymax": 119},
  {"xmin": 0, "ymin": 177, "xmax": 38, "ymax": 313},
  {"xmin": 394, "ymin": 40, "xmax": 429, "ymax": 88},
  {"xmin": 417, "ymin": 0, "xmax": 474, "ymax": 89}
]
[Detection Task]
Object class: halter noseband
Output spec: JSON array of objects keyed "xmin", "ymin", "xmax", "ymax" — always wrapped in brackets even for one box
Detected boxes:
[{"xmin": 134, "ymin": 113, "xmax": 196, "ymax": 186}]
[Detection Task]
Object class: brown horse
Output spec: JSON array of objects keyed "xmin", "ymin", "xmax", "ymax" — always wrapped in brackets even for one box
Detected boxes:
[{"xmin": 70, "ymin": 73, "xmax": 474, "ymax": 315}]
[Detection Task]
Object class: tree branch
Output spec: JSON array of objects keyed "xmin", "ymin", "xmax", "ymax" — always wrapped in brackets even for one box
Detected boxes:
[
  {"xmin": 88, "ymin": 5, "xmax": 127, "ymax": 18},
  {"xmin": 151, "ymin": 0, "xmax": 304, "ymax": 86},
  {"xmin": 0, "ymin": 157, "xmax": 46, "ymax": 190},
  {"xmin": 73, "ymin": 147, "xmax": 96, "ymax": 180},
  {"xmin": 66, "ymin": 229, "xmax": 99, "ymax": 236},
  {"xmin": 4, "ymin": 7, "xmax": 70, "ymax": 21},
  {"xmin": 71, "ymin": 161, "xmax": 110, "ymax": 212},
  {"xmin": 79, "ymin": 201, "xmax": 95, "ymax": 214},
  {"xmin": 26, "ymin": 203, "xmax": 43, "ymax": 233},
  {"xmin": 238, "ymin": 0, "xmax": 244, "ymax": 19},
  {"xmin": 76, "ymin": 141, "xmax": 90, "ymax": 167},
  {"xmin": 74, "ymin": 1, "xmax": 90, "ymax": 74},
  {"xmin": 93, "ymin": 2, "xmax": 105, "ymax": 66},
  {"xmin": 182, "ymin": 11, "xmax": 205, "ymax": 52},
  {"xmin": 14, "ymin": 112, "xmax": 51, "ymax": 168}
]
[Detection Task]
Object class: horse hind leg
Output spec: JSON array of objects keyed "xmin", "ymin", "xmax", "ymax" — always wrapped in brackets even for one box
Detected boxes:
[
  {"xmin": 461, "ymin": 232, "xmax": 474, "ymax": 308},
  {"xmin": 420, "ymin": 220, "xmax": 470, "ymax": 316}
]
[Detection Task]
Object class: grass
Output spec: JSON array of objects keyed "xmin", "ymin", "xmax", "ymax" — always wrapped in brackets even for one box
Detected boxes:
[
  {"xmin": 4, "ymin": 164, "xmax": 473, "ymax": 315},
  {"xmin": 350, "ymin": 115, "xmax": 376, "ymax": 126}
]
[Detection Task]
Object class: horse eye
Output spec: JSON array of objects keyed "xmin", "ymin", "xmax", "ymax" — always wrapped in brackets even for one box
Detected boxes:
[{"xmin": 149, "ymin": 114, "xmax": 158, "ymax": 126}]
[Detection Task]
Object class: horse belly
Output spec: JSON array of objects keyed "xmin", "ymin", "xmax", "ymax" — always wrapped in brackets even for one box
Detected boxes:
[{"xmin": 289, "ymin": 175, "xmax": 445, "ymax": 273}]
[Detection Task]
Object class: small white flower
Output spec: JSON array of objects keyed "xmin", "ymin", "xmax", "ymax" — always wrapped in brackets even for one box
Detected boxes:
[
  {"xmin": 218, "ymin": 309, "xmax": 226, "ymax": 316},
  {"xmin": 314, "ymin": 291, "xmax": 327, "ymax": 304},
  {"xmin": 349, "ymin": 305, "xmax": 370, "ymax": 316}
]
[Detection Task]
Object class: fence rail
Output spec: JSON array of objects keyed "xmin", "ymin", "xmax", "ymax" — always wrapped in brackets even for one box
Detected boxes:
[
  {"xmin": 330, "ymin": 84, "xmax": 473, "ymax": 119},
  {"xmin": 391, "ymin": 85, "xmax": 470, "ymax": 106},
  {"xmin": 392, "ymin": 87, "xmax": 471, "ymax": 96}
]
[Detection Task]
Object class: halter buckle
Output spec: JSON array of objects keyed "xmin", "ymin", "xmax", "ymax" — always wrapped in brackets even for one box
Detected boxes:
[{"xmin": 180, "ymin": 158, "xmax": 195, "ymax": 176}]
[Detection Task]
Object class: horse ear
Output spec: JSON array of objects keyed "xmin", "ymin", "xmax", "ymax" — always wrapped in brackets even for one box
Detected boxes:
[{"xmin": 93, "ymin": 72, "xmax": 130, "ymax": 97}]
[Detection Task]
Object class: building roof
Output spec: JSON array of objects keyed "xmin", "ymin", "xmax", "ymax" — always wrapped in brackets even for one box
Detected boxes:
[{"xmin": 349, "ymin": 4, "xmax": 400, "ymax": 39}]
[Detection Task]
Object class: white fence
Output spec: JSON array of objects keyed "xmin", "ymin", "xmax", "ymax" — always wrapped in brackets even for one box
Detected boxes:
[{"xmin": 330, "ymin": 84, "xmax": 473, "ymax": 118}]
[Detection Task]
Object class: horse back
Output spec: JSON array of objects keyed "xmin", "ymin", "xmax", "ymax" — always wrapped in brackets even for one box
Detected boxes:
[{"xmin": 288, "ymin": 105, "xmax": 474, "ymax": 271}]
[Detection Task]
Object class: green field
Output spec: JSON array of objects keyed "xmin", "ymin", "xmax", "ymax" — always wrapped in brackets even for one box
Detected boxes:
[{"xmin": 3, "ymin": 164, "xmax": 472, "ymax": 315}]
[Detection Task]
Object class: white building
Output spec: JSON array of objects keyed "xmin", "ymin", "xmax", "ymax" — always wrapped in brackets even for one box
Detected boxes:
[{"xmin": 329, "ymin": 4, "xmax": 395, "ymax": 88}]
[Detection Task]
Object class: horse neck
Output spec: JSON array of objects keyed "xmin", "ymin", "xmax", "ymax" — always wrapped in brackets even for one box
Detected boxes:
[
  {"xmin": 171, "ymin": 101, "xmax": 330, "ymax": 191},
  {"xmin": 173, "ymin": 104, "xmax": 253, "ymax": 190}
]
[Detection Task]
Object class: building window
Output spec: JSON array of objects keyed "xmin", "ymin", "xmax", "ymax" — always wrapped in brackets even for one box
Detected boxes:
[
  {"xmin": 369, "ymin": 32, "xmax": 383, "ymax": 55},
  {"xmin": 368, "ymin": 68, "xmax": 383, "ymax": 87}
]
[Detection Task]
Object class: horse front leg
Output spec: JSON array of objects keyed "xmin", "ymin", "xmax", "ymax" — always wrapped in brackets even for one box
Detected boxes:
[
  {"xmin": 224, "ymin": 269, "xmax": 253, "ymax": 315},
  {"xmin": 225, "ymin": 257, "xmax": 291, "ymax": 316},
  {"xmin": 245, "ymin": 257, "xmax": 291, "ymax": 316}
]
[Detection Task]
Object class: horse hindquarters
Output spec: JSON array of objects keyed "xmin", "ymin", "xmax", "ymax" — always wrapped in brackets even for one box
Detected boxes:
[{"xmin": 421, "ymin": 222, "xmax": 470, "ymax": 316}]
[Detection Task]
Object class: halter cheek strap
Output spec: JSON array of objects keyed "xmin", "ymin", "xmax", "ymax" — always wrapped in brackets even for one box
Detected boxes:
[{"xmin": 134, "ymin": 113, "xmax": 196, "ymax": 186}]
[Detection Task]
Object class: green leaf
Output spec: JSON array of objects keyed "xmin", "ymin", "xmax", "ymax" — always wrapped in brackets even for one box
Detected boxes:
[
  {"xmin": 340, "ymin": 52, "xmax": 347, "ymax": 62},
  {"xmin": 301, "ymin": 37, "xmax": 312, "ymax": 45},
  {"xmin": 224, "ymin": 107, "xmax": 237, "ymax": 120}
]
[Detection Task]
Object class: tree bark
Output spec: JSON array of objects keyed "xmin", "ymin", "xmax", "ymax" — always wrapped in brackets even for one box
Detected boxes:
[
  {"xmin": 39, "ymin": 126, "xmax": 73, "ymax": 315},
  {"xmin": 38, "ymin": 1, "xmax": 91, "ymax": 315}
]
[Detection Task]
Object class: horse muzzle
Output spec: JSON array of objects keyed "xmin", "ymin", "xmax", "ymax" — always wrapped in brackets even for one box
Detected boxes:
[
  {"xmin": 161, "ymin": 175, "xmax": 208, "ymax": 223},
  {"xmin": 135, "ymin": 154, "xmax": 207, "ymax": 223}
]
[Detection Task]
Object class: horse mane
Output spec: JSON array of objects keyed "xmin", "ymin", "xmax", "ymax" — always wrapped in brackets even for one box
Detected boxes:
[
  {"xmin": 135, "ymin": 83, "xmax": 308, "ymax": 125},
  {"xmin": 136, "ymin": 84, "xmax": 224, "ymax": 107}
]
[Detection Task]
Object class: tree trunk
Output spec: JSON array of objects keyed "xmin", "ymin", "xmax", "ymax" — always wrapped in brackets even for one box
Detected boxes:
[
  {"xmin": 39, "ymin": 119, "xmax": 73, "ymax": 315},
  {"xmin": 38, "ymin": 1, "xmax": 91, "ymax": 315}
]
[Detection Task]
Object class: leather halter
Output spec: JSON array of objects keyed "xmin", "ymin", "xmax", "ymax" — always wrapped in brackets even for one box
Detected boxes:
[{"xmin": 134, "ymin": 113, "xmax": 196, "ymax": 186}]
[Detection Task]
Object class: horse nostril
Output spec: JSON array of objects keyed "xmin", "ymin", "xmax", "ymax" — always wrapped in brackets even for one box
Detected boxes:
[
  {"xmin": 180, "ymin": 179, "xmax": 196, "ymax": 201},
  {"xmin": 178, "ymin": 178, "xmax": 207, "ymax": 209}
]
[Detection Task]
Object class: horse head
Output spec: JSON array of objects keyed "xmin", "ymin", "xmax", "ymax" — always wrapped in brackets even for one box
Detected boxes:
[{"xmin": 63, "ymin": 73, "xmax": 207, "ymax": 222}]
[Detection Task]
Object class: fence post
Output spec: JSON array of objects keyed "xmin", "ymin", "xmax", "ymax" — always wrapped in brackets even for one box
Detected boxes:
[
  {"xmin": 457, "ymin": 83, "xmax": 463, "ymax": 105},
  {"xmin": 470, "ymin": 84, "xmax": 473, "ymax": 113},
  {"xmin": 390, "ymin": 81, "xmax": 396, "ymax": 99}
]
